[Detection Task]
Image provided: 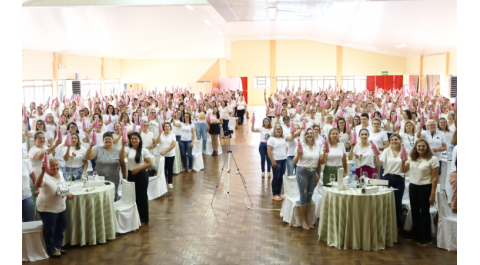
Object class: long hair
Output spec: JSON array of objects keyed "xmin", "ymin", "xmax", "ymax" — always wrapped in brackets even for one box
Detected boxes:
[
  {"xmin": 272, "ymin": 124, "xmax": 284, "ymax": 138},
  {"xmin": 437, "ymin": 118, "xmax": 450, "ymax": 132},
  {"xmin": 262, "ymin": 118, "xmax": 272, "ymax": 129},
  {"xmin": 35, "ymin": 120, "xmax": 47, "ymax": 132},
  {"xmin": 328, "ymin": 128, "xmax": 340, "ymax": 145},
  {"xmin": 46, "ymin": 113, "xmax": 57, "ymax": 126},
  {"xmin": 67, "ymin": 122, "xmax": 79, "ymax": 133},
  {"xmin": 120, "ymin": 112, "xmax": 130, "ymax": 124},
  {"xmin": 303, "ymin": 128, "xmax": 316, "ymax": 146},
  {"xmin": 337, "ymin": 118, "xmax": 346, "ymax": 133},
  {"xmin": 212, "ymin": 107, "xmax": 220, "ymax": 120},
  {"xmin": 106, "ymin": 105, "xmax": 116, "ymax": 116},
  {"xmin": 353, "ymin": 115, "xmax": 361, "ymax": 127},
  {"xmin": 129, "ymin": 132, "xmax": 144, "ymax": 164},
  {"xmin": 409, "ymin": 138, "xmax": 434, "ymax": 162},
  {"xmin": 70, "ymin": 133, "xmax": 82, "ymax": 150},
  {"xmin": 403, "ymin": 120, "xmax": 416, "ymax": 134},
  {"xmin": 452, "ymin": 130, "xmax": 457, "ymax": 146}
]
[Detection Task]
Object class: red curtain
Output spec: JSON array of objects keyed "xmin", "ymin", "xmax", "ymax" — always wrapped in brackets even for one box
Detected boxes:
[
  {"xmin": 385, "ymin": 75, "xmax": 394, "ymax": 91},
  {"xmin": 394, "ymin": 75, "xmax": 404, "ymax": 91},
  {"xmin": 367, "ymin": 76, "xmax": 376, "ymax": 91},
  {"xmin": 240, "ymin": 77, "xmax": 248, "ymax": 104},
  {"xmin": 375, "ymin": 76, "xmax": 384, "ymax": 90}
]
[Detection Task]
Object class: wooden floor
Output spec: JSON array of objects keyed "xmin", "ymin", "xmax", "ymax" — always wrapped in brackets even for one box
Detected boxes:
[{"xmin": 34, "ymin": 107, "xmax": 457, "ymax": 265}]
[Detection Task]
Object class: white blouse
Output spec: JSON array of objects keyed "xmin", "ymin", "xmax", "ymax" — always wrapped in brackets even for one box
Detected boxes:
[{"xmin": 296, "ymin": 142, "xmax": 320, "ymax": 169}]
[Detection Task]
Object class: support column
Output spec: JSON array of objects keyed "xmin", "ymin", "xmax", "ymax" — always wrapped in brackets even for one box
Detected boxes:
[
  {"xmin": 270, "ymin": 40, "xmax": 276, "ymax": 94},
  {"xmin": 53, "ymin": 53, "xmax": 58, "ymax": 97},
  {"xmin": 101, "ymin": 57, "xmax": 105, "ymax": 94},
  {"xmin": 336, "ymin": 46, "xmax": 343, "ymax": 88},
  {"xmin": 419, "ymin": 55, "xmax": 423, "ymax": 91}
]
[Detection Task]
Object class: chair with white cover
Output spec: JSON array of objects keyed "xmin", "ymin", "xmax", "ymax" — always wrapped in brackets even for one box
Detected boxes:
[
  {"xmin": 192, "ymin": 139, "xmax": 204, "ymax": 172},
  {"xmin": 206, "ymin": 134, "xmax": 223, "ymax": 155},
  {"xmin": 280, "ymin": 175, "xmax": 316, "ymax": 227},
  {"xmin": 114, "ymin": 179, "xmax": 141, "ymax": 233},
  {"xmin": 403, "ymin": 183, "xmax": 439, "ymax": 238},
  {"xmin": 172, "ymin": 141, "xmax": 182, "ymax": 174},
  {"xmin": 437, "ymin": 189, "xmax": 457, "ymax": 251},
  {"xmin": 311, "ymin": 173, "xmax": 323, "ymax": 219},
  {"xmin": 22, "ymin": 221, "xmax": 49, "ymax": 262},
  {"xmin": 147, "ymin": 156, "xmax": 168, "ymax": 200}
]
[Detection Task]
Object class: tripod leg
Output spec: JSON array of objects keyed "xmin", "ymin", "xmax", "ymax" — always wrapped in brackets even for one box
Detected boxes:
[{"xmin": 210, "ymin": 152, "xmax": 229, "ymax": 206}]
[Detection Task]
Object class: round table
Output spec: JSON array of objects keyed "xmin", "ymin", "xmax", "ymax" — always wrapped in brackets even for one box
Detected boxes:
[
  {"xmin": 318, "ymin": 187, "xmax": 397, "ymax": 251},
  {"xmin": 62, "ymin": 181, "xmax": 116, "ymax": 246}
]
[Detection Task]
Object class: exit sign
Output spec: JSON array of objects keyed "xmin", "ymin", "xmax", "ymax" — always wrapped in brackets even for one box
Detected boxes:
[{"xmin": 382, "ymin": 71, "xmax": 388, "ymax": 75}]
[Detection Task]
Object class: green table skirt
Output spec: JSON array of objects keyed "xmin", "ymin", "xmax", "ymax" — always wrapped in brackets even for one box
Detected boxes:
[{"xmin": 323, "ymin": 165, "xmax": 343, "ymax": 185}]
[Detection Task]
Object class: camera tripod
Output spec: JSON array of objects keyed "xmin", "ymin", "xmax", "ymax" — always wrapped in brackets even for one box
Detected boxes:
[{"xmin": 210, "ymin": 133, "xmax": 281, "ymax": 215}]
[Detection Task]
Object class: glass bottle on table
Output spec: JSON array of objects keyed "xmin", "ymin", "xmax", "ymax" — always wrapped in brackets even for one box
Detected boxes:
[{"xmin": 330, "ymin": 174, "xmax": 335, "ymax": 186}]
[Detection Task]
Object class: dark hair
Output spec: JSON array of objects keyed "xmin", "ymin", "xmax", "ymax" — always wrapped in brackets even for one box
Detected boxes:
[
  {"xmin": 337, "ymin": 118, "xmax": 347, "ymax": 133},
  {"xmin": 107, "ymin": 105, "xmax": 116, "ymax": 116},
  {"xmin": 34, "ymin": 131, "xmax": 45, "ymax": 140},
  {"xmin": 35, "ymin": 120, "xmax": 47, "ymax": 132},
  {"xmin": 103, "ymin": 132, "xmax": 113, "ymax": 140},
  {"xmin": 361, "ymin": 113, "xmax": 369, "ymax": 120},
  {"xmin": 437, "ymin": 118, "xmax": 450, "ymax": 132},
  {"xmin": 404, "ymin": 110, "xmax": 412, "ymax": 120},
  {"xmin": 212, "ymin": 107, "xmax": 220, "ymax": 120},
  {"xmin": 353, "ymin": 115, "xmax": 361, "ymax": 126},
  {"xmin": 70, "ymin": 133, "xmax": 82, "ymax": 150},
  {"xmin": 374, "ymin": 111, "xmax": 382, "ymax": 119},
  {"xmin": 67, "ymin": 122, "xmax": 79, "ymax": 133},
  {"xmin": 129, "ymin": 132, "xmax": 143, "ymax": 164},
  {"xmin": 359, "ymin": 128, "xmax": 370, "ymax": 136}
]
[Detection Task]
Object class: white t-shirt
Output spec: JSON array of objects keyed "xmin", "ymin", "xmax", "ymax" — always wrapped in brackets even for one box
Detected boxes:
[
  {"xmin": 421, "ymin": 130, "xmax": 447, "ymax": 159},
  {"xmin": 170, "ymin": 119, "xmax": 182, "ymax": 136},
  {"xmin": 45, "ymin": 124, "xmax": 57, "ymax": 140},
  {"xmin": 368, "ymin": 130, "xmax": 388, "ymax": 155},
  {"xmin": 320, "ymin": 142, "xmax": 346, "ymax": 167},
  {"xmin": 237, "ymin": 101, "xmax": 246, "ymax": 110},
  {"xmin": 296, "ymin": 142, "xmax": 320, "ymax": 168},
  {"xmin": 400, "ymin": 133, "xmax": 418, "ymax": 154},
  {"xmin": 22, "ymin": 160, "xmax": 34, "ymax": 200},
  {"xmin": 338, "ymin": 132, "xmax": 349, "ymax": 149},
  {"xmin": 196, "ymin": 112, "xmax": 207, "ymax": 124},
  {"xmin": 125, "ymin": 147, "xmax": 152, "ymax": 171},
  {"xmin": 91, "ymin": 131, "xmax": 105, "ymax": 147},
  {"xmin": 409, "ymin": 156, "xmax": 440, "ymax": 185},
  {"xmin": 281, "ymin": 125, "xmax": 297, "ymax": 157},
  {"xmin": 28, "ymin": 145, "xmax": 46, "ymax": 177},
  {"xmin": 36, "ymin": 172, "xmax": 69, "ymax": 213},
  {"xmin": 62, "ymin": 146, "xmax": 87, "ymax": 168},
  {"xmin": 379, "ymin": 148, "xmax": 403, "ymax": 177},
  {"xmin": 258, "ymin": 127, "xmax": 272, "ymax": 143},
  {"xmin": 180, "ymin": 123, "xmax": 194, "ymax": 141},
  {"xmin": 157, "ymin": 132, "xmax": 176, "ymax": 157},
  {"xmin": 140, "ymin": 131, "xmax": 154, "ymax": 149},
  {"xmin": 267, "ymin": 137, "xmax": 287, "ymax": 161},
  {"xmin": 343, "ymin": 106, "xmax": 356, "ymax": 118},
  {"xmin": 219, "ymin": 106, "xmax": 231, "ymax": 120},
  {"xmin": 103, "ymin": 114, "xmax": 119, "ymax": 132},
  {"xmin": 76, "ymin": 118, "xmax": 91, "ymax": 133},
  {"xmin": 352, "ymin": 144, "xmax": 376, "ymax": 169}
]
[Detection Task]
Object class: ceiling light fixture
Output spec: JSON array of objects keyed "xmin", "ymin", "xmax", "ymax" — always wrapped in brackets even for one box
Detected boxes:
[
  {"xmin": 218, "ymin": 31, "xmax": 223, "ymax": 35},
  {"xmin": 52, "ymin": 30, "xmax": 80, "ymax": 38},
  {"xmin": 204, "ymin": 20, "xmax": 212, "ymax": 26},
  {"xmin": 346, "ymin": 43, "xmax": 376, "ymax": 50},
  {"xmin": 268, "ymin": 8, "xmax": 276, "ymax": 19},
  {"xmin": 141, "ymin": 48, "xmax": 150, "ymax": 51},
  {"xmin": 185, "ymin": 5, "xmax": 194, "ymax": 10},
  {"xmin": 396, "ymin": 44, "xmax": 407, "ymax": 48}
]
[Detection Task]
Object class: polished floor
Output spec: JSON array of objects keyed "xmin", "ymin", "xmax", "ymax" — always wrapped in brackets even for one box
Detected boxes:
[{"xmin": 34, "ymin": 107, "xmax": 457, "ymax": 265}]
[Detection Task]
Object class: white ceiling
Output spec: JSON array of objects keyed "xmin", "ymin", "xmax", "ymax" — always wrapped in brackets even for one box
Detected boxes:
[{"xmin": 22, "ymin": 0, "xmax": 457, "ymax": 59}]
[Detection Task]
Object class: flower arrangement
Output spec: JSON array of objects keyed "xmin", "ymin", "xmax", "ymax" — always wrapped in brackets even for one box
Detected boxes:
[{"xmin": 354, "ymin": 154, "xmax": 363, "ymax": 162}]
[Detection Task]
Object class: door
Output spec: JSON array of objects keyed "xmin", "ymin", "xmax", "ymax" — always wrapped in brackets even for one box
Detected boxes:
[{"xmin": 240, "ymin": 77, "xmax": 248, "ymax": 104}]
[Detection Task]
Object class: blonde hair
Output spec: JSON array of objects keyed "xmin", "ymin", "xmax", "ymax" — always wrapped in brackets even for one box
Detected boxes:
[
  {"xmin": 328, "ymin": 128, "xmax": 340, "ymax": 145},
  {"xmin": 409, "ymin": 139, "xmax": 434, "ymax": 161},
  {"xmin": 403, "ymin": 120, "xmax": 416, "ymax": 134}
]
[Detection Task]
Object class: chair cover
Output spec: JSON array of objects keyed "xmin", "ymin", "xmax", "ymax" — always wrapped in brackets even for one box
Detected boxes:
[
  {"xmin": 192, "ymin": 140, "xmax": 204, "ymax": 172},
  {"xmin": 206, "ymin": 134, "xmax": 223, "ymax": 155},
  {"xmin": 312, "ymin": 174, "xmax": 323, "ymax": 219},
  {"xmin": 280, "ymin": 175, "xmax": 316, "ymax": 227},
  {"xmin": 22, "ymin": 221, "xmax": 49, "ymax": 262},
  {"xmin": 114, "ymin": 179, "xmax": 141, "ymax": 233},
  {"xmin": 228, "ymin": 117, "xmax": 237, "ymax": 138},
  {"xmin": 437, "ymin": 190, "xmax": 457, "ymax": 251},
  {"xmin": 403, "ymin": 184, "xmax": 439, "ymax": 238},
  {"xmin": 172, "ymin": 142, "xmax": 182, "ymax": 174},
  {"xmin": 147, "ymin": 156, "xmax": 168, "ymax": 200}
]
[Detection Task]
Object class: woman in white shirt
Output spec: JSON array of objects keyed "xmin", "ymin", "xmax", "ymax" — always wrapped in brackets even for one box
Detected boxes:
[
  {"xmin": 293, "ymin": 128, "xmax": 322, "ymax": 230},
  {"xmin": 154, "ymin": 122, "xmax": 177, "ymax": 188},
  {"xmin": 417, "ymin": 119, "xmax": 447, "ymax": 176},
  {"xmin": 320, "ymin": 128, "xmax": 347, "ymax": 185},
  {"xmin": 103, "ymin": 105, "xmax": 118, "ymax": 133},
  {"xmin": 447, "ymin": 112, "xmax": 456, "ymax": 132},
  {"xmin": 400, "ymin": 120, "xmax": 418, "ymax": 155},
  {"xmin": 120, "ymin": 132, "xmax": 152, "ymax": 225},
  {"xmin": 22, "ymin": 160, "xmax": 37, "ymax": 222},
  {"xmin": 236, "ymin": 95, "xmax": 247, "ymax": 125},
  {"xmin": 374, "ymin": 133, "xmax": 405, "ymax": 230},
  {"xmin": 193, "ymin": 104, "xmax": 208, "ymax": 154},
  {"xmin": 369, "ymin": 118, "xmax": 390, "ymax": 177},
  {"xmin": 437, "ymin": 118, "xmax": 453, "ymax": 145},
  {"xmin": 252, "ymin": 117, "xmax": 274, "ymax": 178},
  {"xmin": 24, "ymin": 120, "xmax": 54, "ymax": 147},
  {"xmin": 62, "ymin": 133, "xmax": 87, "ymax": 180},
  {"xmin": 112, "ymin": 122, "xmax": 124, "ymax": 150},
  {"xmin": 401, "ymin": 138, "xmax": 439, "ymax": 245},
  {"xmin": 140, "ymin": 122, "xmax": 156, "ymax": 160},
  {"xmin": 28, "ymin": 131, "xmax": 61, "ymax": 177},
  {"xmin": 172, "ymin": 112, "xmax": 195, "ymax": 172},
  {"xmin": 170, "ymin": 110, "xmax": 183, "ymax": 142},
  {"xmin": 337, "ymin": 118, "xmax": 351, "ymax": 152},
  {"xmin": 219, "ymin": 101, "xmax": 232, "ymax": 139},
  {"xmin": 45, "ymin": 114, "xmax": 58, "ymax": 140},
  {"xmin": 348, "ymin": 128, "xmax": 379, "ymax": 179},
  {"xmin": 35, "ymin": 158, "xmax": 74, "ymax": 257},
  {"xmin": 449, "ymin": 130, "xmax": 457, "ymax": 213},
  {"xmin": 267, "ymin": 125, "xmax": 301, "ymax": 201}
]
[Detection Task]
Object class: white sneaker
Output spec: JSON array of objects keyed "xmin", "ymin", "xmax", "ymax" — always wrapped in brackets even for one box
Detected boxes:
[
  {"xmin": 168, "ymin": 184, "xmax": 173, "ymax": 189},
  {"xmin": 202, "ymin": 150, "xmax": 207, "ymax": 155},
  {"xmin": 262, "ymin": 172, "xmax": 265, "ymax": 177},
  {"xmin": 269, "ymin": 172, "xmax": 273, "ymax": 178}
]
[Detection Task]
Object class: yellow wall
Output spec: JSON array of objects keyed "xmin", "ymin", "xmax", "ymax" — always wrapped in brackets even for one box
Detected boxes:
[
  {"xmin": 449, "ymin": 52, "xmax": 457, "ymax": 76},
  {"xmin": 197, "ymin": 59, "xmax": 220, "ymax": 88},
  {"xmin": 423, "ymin": 54, "xmax": 447, "ymax": 75},
  {"xmin": 22, "ymin": 50, "xmax": 54, "ymax": 80},
  {"xmin": 227, "ymin": 40, "xmax": 270, "ymax": 106},
  {"xmin": 342, "ymin": 47, "xmax": 406, "ymax": 76},
  {"xmin": 406, "ymin": 57, "xmax": 421, "ymax": 75}
]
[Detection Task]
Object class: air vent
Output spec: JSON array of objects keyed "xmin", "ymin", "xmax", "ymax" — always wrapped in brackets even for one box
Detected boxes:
[
  {"xmin": 449, "ymin": 76, "xmax": 457, "ymax": 98},
  {"xmin": 72, "ymin": 81, "xmax": 81, "ymax": 95}
]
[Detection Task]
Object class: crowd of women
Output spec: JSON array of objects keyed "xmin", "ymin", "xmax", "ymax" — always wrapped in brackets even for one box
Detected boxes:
[
  {"xmin": 21, "ymin": 87, "xmax": 248, "ymax": 258},
  {"xmin": 251, "ymin": 87, "xmax": 457, "ymax": 246}
]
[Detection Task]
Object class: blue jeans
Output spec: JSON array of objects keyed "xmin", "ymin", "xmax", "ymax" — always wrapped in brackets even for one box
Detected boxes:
[
  {"xmin": 438, "ymin": 160, "xmax": 442, "ymax": 175},
  {"xmin": 272, "ymin": 159, "xmax": 286, "ymax": 195},
  {"xmin": 195, "ymin": 123, "xmax": 208, "ymax": 151},
  {"xmin": 384, "ymin": 173, "xmax": 405, "ymax": 229},
  {"xmin": 114, "ymin": 184, "xmax": 120, "ymax": 202},
  {"xmin": 259, "ymin": 142, "xmax": 271, "ymax": 173},
  {"xmin": 175, "ymin": 135, "xmax": 181, "ymax": 142},
  {"xmin": 39, "ymin": 210, "xmax": 67, "ymax": 255},
  {"xmin": 22, "ymin": 196, "xmax": 34, "ymax": 222},
  {"xmin": 179, "ymin": 140, "xmax": 193, "ymax": 170},
  {"xmin": 222, "ymin": 119, "xmax": 229, "ymax": 134},
  {"xmin": 296, "ymin": 167, "xmax": 317, "ymax": 206},
  {"xmin": 64, "ymin": 166, "xmax": 84, "ymax": 180},
  {"xmin": 286, "ymin": 156, "xmax": 296, "ymax": 176}
]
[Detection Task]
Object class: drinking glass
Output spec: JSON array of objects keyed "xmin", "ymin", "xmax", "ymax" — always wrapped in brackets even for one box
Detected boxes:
[
  {"xmin": 330, "ymin": 174, "xmax": 335, "ymax": 185},
  {"xmin": 73, "ymin": 171, "xmax": 79, "ymax": 183},
  {"xmin": 371, "ymin": 173, "xmax": 378, "ymax": 180},
  {"xmin": 92, "ymin": 171, "xmax": 97, "ymax": 181},
  {"xmin": 66, "ymin": 173, "xmax": 71, "ymax": 185}
]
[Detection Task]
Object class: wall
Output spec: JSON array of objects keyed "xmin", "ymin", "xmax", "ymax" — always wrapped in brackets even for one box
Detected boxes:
[
  {"xmin": 342, "ymin": 47, "xmax": 406, "ymax": 76},
  {"xmin": 104, "ymin": 58, "xmax": 121, "ymax": 79},
  {"xmin": 226, "ymin": 40, "xmax": 270, "ymax": 106},
  {"xmin": 22, "ymin": 50, "xmax": 53, "ymax": 80},
  {"xmin": 57, "ymin": 55, "xmax": 102, "ymax": 80},
  {"xmin": 405, "ymin": 57, "xmax": 421, "ymax": 75},
  {"xmin": 449, "ymin": 53, "xmax": 457, "ymax": 76}
]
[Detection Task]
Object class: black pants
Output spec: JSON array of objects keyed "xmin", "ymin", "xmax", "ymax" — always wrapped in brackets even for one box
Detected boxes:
[
  {"xmin": 38, "ymin": 210, "xmax": 67, "ymax": 255},
  {"xmin": 164, "ymin": 156, "xmax": 175, "ymax": 184},
  {"xmin": 222, "ymin": 119, "xmax": 229, "ymax": 134},
  {"xmin": 233, "ymin": 107, "xmax": 237, "ymax": 117},
  {"xmin": 409, "ymin": 183, "xmax": 432, "ymax": 241},
  {"xmin": 384, "ymin": 173, "xmax": 405, "ymax": 229},
  {"xmin": 237, "ymin": 109, "xmax": 245, "ymax": 125},
  {"xmin": 128, "ymin": 170, "xmax": 149, "ymax": 224}
]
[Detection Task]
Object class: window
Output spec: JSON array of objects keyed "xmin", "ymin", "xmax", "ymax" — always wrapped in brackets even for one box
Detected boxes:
[
  {"xmin": 342, "ymin": 76, "xmax": 367, "ymax": 92},
  {"xmin": 22, "ymin": 80, "xmax": 53, "ymax": 106},
  {"xmin": 105, "ymin": 79, "xmax": 120, "ymax": 96},
  {"xmin": 254, "ymin": 76, "xmax": 271, "ymax": 88},
  {"xmin": 276, "ymin": 76, "xmax": 337, "ymax": 93},
  {"xmin": 449, "ymin": 76, "xmax": 457, "ymax": 98},
  {"xmin": 81, "ymin": 79, "xmax": 102, "ymax": 97}
]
